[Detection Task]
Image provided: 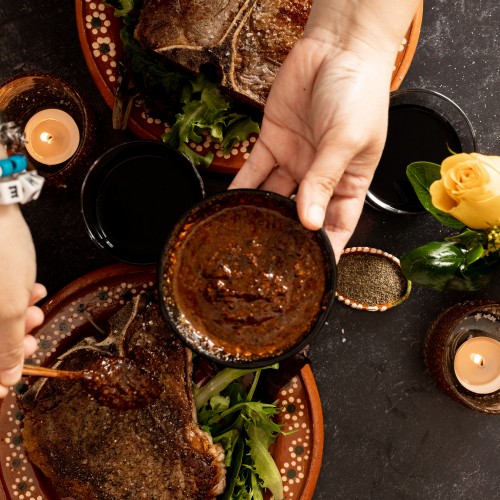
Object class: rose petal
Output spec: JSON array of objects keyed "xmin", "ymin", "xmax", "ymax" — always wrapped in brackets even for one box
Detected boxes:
[
  {"xmin": 448, "ymin": 197, "xmax": 500, "ymax": 229},
  {"xmin": 430, "ymin": 179, "xmax": 457, "ymax": 212}
]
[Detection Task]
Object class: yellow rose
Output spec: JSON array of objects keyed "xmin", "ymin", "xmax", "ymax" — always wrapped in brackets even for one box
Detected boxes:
[{"xmin": 429, "ymin": 153, "xmax": 500, "ymax": 229}]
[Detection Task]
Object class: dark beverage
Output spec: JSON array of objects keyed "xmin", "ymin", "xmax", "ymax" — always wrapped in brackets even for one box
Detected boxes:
[
  {"xmin": 95, "ymin": 154, "xmax": 203, "ymax": 263},
  {"xmin": 368, "ymin": 104, "xmax": 462, "ymax": 213}
]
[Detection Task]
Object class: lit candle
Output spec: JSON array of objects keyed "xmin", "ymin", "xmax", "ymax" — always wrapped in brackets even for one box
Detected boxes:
[
  {"xmin": 454, "ymin": 336, "xmax": 500, "ymax": 394},
  {"xmin": 24, "ymin": 109, "xmax": 80, "ymax": 165}
]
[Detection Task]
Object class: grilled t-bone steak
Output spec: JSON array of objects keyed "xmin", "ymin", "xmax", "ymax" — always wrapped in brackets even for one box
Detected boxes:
[
  {"xmin": 134, "ymin": 0, "xmax": 312, "ymax": 108},
  {"xmin": 20, "ymin": 295, "xmax": 226, "ymax": 500}
]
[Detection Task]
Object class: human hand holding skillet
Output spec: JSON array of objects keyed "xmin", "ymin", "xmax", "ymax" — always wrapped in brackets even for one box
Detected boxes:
[{"xmin": 229, "ymin": 0, "xmax": 421, "ymax": 260}]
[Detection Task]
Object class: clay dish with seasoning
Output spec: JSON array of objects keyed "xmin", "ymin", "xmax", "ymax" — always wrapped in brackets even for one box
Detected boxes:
[
  {"xmin": 335, "ymin": 247, "xmax": 412, "ymax": 312},
  {"xmin": 158, "ymin": 189, "xmax": 336, "ymax": 368}
]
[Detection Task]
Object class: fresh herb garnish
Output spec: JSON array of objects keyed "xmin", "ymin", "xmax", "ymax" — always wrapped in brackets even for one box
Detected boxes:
[
  {"xmin": 195, "ymin": 365, "xmax": 285, "ymax": 500},
  {"xmin": 105, "ymin": 0, "xmax": 261, "ymax": 167}
]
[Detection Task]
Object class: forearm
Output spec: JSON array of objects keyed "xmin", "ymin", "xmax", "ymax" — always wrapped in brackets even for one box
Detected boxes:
[{"xmin": 304, "ymin": 0, "xmax": 421, "ymax": 64}]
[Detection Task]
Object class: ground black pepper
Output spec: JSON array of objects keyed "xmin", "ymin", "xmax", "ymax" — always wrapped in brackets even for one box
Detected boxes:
[{"xmin": 336, "ymin": 253, "xmax": 407, "ymax": 306}]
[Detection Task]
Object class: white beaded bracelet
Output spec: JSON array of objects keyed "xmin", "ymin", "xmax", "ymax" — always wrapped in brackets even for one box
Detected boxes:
[{"xmin": 0, "ymin": 170, "xmax": 44, "ymax": 205}]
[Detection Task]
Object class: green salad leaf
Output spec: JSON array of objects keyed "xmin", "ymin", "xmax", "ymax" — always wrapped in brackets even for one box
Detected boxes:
[
  {"xmin": 106, "ymin": 0, "xmax": 261, "ymax": 167},
  {"xmin": 162, "ymin": 74, "xmax": 260, "ymax": 167},
  {"xmin": 104, "ymin": 0, "xmax": 134, "ymax": 17},
  {"xmin": 196, "ymin": 365, "xmax": 284, "ymax": 500}
]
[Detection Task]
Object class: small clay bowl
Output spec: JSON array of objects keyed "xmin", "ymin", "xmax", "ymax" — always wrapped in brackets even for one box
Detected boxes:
[
  {"xmin": 0, "ymin": 72, "xmax": 95, "ymax": 188},
  {"xmin": 158, "ymin": 189, "xmax": 336, "ymax": 368},
  {"xmin": 335, "ymin": 247, "xmax": 411, "ymax": 312},
  {"xmin": 81, "ymin": 140, "xmax": 205, "ymax": 265}
]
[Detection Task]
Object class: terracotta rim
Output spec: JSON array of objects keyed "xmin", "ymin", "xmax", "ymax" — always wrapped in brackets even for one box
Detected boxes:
[
  {"xmin": 391, "ymin": 0, "xmax": 424, "ymax": 92},
  {"xmin": 299, "ymin": 363, "xmax": 325, "ymax": 499}
]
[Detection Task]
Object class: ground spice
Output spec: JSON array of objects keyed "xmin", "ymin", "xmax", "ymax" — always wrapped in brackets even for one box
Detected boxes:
[{"xmin": 336, "ymin": 253, "xmax": 407, "ymax": 306}]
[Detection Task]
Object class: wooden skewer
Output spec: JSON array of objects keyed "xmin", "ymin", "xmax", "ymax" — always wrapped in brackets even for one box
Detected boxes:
[{"xmin": 22, "ymin": 364, "xmax": 82, "ymax": 380}]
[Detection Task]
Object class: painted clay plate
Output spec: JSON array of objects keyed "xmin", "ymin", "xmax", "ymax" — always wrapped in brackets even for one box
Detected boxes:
[
  {"xmin": 0, "ymin": 263, "xmax": 324, "ymax": 500},
  {"xmin": 75, "ymin": 0, "xmax": 423, "ymax": 174}
]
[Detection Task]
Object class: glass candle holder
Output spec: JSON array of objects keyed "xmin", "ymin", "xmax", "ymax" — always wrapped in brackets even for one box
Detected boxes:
[
  {"xmin": 424, "ymin": 300, "xmax": 500, "ymax": 413},
  {"xmin": 0, "ymin": 72, "xmax": 95, "ymax": 188}
]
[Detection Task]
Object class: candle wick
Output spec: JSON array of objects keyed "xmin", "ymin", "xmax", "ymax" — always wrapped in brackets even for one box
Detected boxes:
[
  {"xmin": 472, "ymin": 353, "xmax": 485, "ymax": 367},
  {"xmin": 39, "ymin": 132, "xmax": 54, "ymax": 144}
]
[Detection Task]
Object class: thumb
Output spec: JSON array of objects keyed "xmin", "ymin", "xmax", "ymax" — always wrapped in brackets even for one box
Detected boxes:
[
  {"xmin": 295, "ymin": 149, "xmax": 342, "ymax": 230},
  {"xmin": 0, "ymin": 319, "xmax": 25, "ymax": 387}
]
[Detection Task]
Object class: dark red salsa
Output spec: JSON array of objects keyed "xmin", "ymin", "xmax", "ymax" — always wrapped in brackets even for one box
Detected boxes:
[{"xmin": 163, "ymin": 193, "xmax": 332, "ymax": 363}]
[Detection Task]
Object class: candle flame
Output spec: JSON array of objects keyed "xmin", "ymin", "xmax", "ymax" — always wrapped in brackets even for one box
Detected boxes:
[
  {"xmin": 39, "ymin": 132, "xmax": 53, "ymax": 144},
  {"xmin": 471, "ymin": 353, "xmax": 485, "ymax": 367}
]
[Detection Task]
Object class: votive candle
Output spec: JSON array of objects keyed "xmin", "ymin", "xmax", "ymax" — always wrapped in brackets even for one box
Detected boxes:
[
  {"xmin": 24, "ymin": 109, "xmax": 80, "ymax": 165},
  {"xmin": 454, "ymin": 336, "xmax": 500, "ymax": 394}
]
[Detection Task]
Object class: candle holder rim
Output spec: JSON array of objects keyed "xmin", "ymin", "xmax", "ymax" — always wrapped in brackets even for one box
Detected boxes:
[
  {"xmin": 424, "ymin": 300, "xmax": 500, "ymax": 413},
  {"xmin": 0, "ymin": 71, "xmax": 95, "ymax": 185}
]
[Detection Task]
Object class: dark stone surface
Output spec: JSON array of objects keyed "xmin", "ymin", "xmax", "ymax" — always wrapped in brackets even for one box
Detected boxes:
[{"xmin": 1, "ymin": 1, "xmax": 500, "ymax": 499}]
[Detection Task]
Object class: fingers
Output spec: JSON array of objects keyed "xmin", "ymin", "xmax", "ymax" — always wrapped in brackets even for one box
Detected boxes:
[
  {"xmin": 228, "ymin": 137, "xmax": 277, "ymax": 190},
  {"xmin": 24, "ymin": 335, "xmax": 38, "ymax": 358},
  {"xmin": 0, "ymin": 283, "xmax": 46, "ymax": 397},
  {"xmin": 323, "ymin": 193, "xmax": 367, "ymax": 262},
  {"xmin": 294, "ymin": 145, "xmax": 345, "ymax": 231},
  {"xmin": 260, "ymin": 167, "xmax": 298, "ymax": 198},
  {"xmin": 25, "ymin": 305, "xmax": 44, "ymax": 333},
  {"xmin": 30, "ymin": 283, "xmax": 47, "ymax": 306}
]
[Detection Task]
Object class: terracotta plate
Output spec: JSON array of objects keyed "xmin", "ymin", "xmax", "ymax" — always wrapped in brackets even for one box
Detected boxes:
[
  {"xmin": 0, "ymin": 263, "xmax": 324, "ymax": 499},
  {"xmin": 75, "ymin": 0, "xmax": 423, "ymax": 174}
]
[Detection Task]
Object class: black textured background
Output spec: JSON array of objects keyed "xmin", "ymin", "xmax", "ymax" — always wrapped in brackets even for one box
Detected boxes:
[{"xmin": 1, "ymin": 1, "xmax": 500, "ymax": 499}]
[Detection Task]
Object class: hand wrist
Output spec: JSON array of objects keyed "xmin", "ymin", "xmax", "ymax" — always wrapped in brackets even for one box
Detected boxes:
[{"xmin": 304, "ymin": 0, "xmax": 421, "ymax": 65}]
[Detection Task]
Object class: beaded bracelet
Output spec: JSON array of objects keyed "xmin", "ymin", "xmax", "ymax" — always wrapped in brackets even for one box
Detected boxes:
[
  {"xmin": 0, "ymin": 117, "xmax": 45, "ymax": 205},
  {"xmin": 0, "ymin": 153, "xmax": 44, "ymax": 205},
  {"xmin": 0, "ymin": 153, "xmax": 28, "ymax": 177}
]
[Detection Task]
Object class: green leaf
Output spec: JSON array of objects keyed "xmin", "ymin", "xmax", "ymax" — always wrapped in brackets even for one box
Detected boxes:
[
  {"xmin": 246, "ymin": 425, "xmax": 284, "ymax": 500},
  {"xmin": 194, "ymin": 365, "xmax": 278, "ymax": 410},
  {"xmin": 445, "ymin": 228, "xmax": 486, "ymax": 247},
  {"xmin": 221, "ymin": 116, "xmax": 260, "ymax": 153},
  {"xmin": 177, "ymin": 142, "xmax": 214, "ymax": 169},
  {"xmin": 220, "ymin": 435, "xmax": 245, "ymax": 500},
  {"xmin": 400, "ymin": 241, "xmax": 465, "ymax": 290},
  {"xmin": 401, "ymin": 241, "xmax": 500, "ymax": 291},
  {"xmin": 464, "ymin": 243, "xmax": 485, "ymax": 266},
  {"xmin": 213, "ymin": 428, "xmax": 241, "ymax": 467},
  {"xmin": 104, "ymin": 0, "xmax": 134, "ymax": 17},
  {"xmin": 406, "ymin": 161, "xmax": 441, "ymax": 206},
  {"xmin": 406, "ymin": 162, "xmax": 465, "ymax": 229}
]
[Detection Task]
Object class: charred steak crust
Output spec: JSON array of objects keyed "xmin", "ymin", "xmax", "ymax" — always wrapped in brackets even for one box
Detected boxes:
[
  {"xmin": 20, "ymin": 295, "xmax": 225, "ymax": 500},
  {"xmin": 134, "ymin": 0, "xmax": 312, "ymax": 108}
]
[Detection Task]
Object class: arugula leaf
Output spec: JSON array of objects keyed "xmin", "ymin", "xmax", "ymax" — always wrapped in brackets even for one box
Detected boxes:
[
  {"xmin": 196, "ymin": 365, "xmax": 284, "ymax": 499},
  {"xmin": 162, "ymin": 74, "xmax": 261, "ymax": 166},
  {"xmin": 246, "ymin": 425, "xmax": 284, "ymax": 500},
  {"xmin": 178, "ymin": 142, "xmax": 214, "ymax": 169},
  {"xmin": 110, "ymin": 6, "xmax": 262, "ymax": 167},
  {"xmin": 195, "ymin": 365, "xmax": 278, "ymax": 410},
  {"xmin": 221, "ymin": 116, "xmax": 260, "ymax": 152},
  {"xmin": 220, "ymin": 436, "xmax": 246, "ymax": 500}
]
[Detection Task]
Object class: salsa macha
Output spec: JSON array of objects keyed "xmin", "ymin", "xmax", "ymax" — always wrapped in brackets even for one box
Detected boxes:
[{"xmin": 162, "ymin": 192, "xmax": 332, "ymax": 363}]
